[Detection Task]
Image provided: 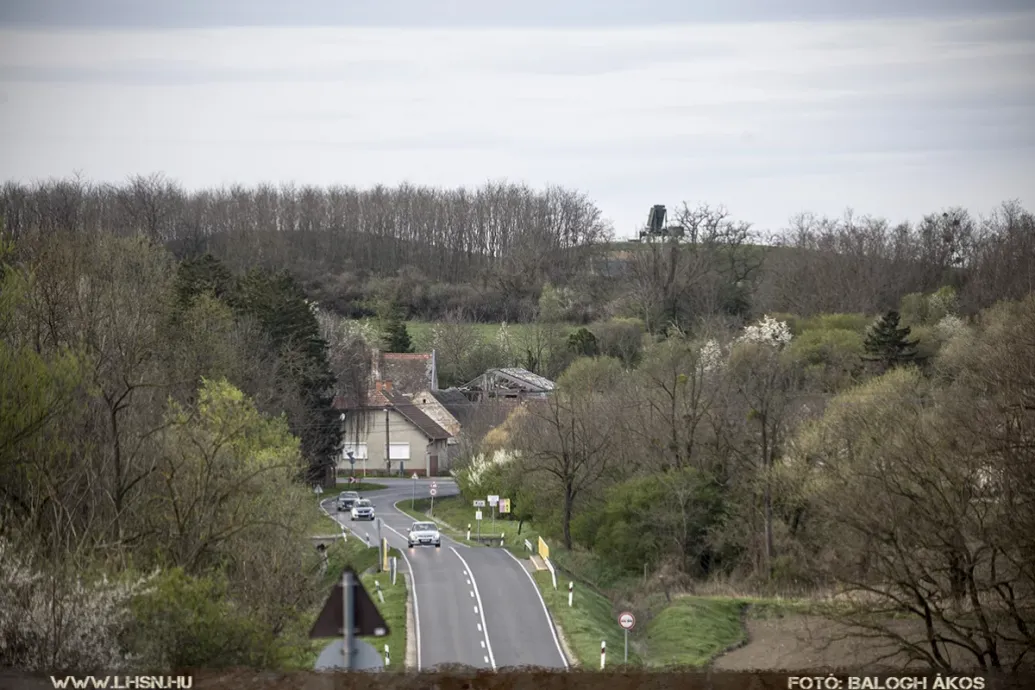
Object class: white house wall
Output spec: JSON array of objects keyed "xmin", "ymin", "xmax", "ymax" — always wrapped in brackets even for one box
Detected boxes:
[{"xmin": 338, "ymin": 408, "xmax": 444, "ymax": 475}]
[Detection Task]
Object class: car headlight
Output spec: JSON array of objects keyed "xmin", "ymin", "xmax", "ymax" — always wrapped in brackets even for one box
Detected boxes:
[{"xmin": 433, "ymin": 532, "xmax": 441, "ymax": 540}]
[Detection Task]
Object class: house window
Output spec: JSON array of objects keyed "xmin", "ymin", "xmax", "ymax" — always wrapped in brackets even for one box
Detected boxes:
[
  {"xmin": 388, "ymin": 443, "xmax": 410, "ymax": 460},
  {"xmin": 343, "ymin": 443, "xmax": 368, "ymax": 460}
]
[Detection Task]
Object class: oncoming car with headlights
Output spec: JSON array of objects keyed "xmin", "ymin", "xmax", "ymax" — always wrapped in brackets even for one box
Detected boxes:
[
  {"xmin": 407, "ymin": 521, "xmax": 441, "ymax": 548},
  {"xmin": 350, "ymin": 499, "xmax": 375, "ymax": 521}
]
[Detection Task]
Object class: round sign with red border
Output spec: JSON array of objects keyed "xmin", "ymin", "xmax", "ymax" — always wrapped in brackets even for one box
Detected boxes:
[
  {"xmin": 429, "ymin": 487, "xmax": 438, "ymax": 496},
  {"xmin": 618, "ymin": 611, "xmax": 635, "ymax": 630}
]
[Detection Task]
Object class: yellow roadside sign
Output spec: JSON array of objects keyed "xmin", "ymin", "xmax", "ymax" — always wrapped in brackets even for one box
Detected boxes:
[
  {"xmin": 538, "ymin": 536, "xmax": 550, "ymax": 561},
  {"xmin": 499, "ymin": 498, "xmax": 511, "ymax": 514}
]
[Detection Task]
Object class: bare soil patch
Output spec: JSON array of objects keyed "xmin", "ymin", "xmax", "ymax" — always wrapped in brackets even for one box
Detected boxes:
[{"xmin": 713, "ymin": 614, "xmax": 987, "ymax": 672}]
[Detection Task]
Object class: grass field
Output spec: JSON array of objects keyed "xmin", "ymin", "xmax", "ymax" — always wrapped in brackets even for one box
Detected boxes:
[
  {"xmin": 358, "ymin": 318, "xmax": 552, "ymax": 351},
  {"xmin": 533, "ymin": 569, "xmax": 642, "ymax": 667},
  {"xmin": 643, "ymin": 597, "xmax": 746, "ymax": 668}
]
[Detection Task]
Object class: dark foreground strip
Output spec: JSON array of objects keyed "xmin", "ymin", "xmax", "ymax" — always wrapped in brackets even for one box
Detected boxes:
[{"xmin": 3, "ymin": 669, "xmax": 1030, "ymax": 690}]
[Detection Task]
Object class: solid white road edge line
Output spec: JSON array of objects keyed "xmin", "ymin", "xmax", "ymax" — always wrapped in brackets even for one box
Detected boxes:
[
  {"xmin": 450, "ymin": 547, "xmax": 497, "ymax": 670},
  {"xmin": 502, "ymin": 548, "xmax": 571, "ymax": 669},
  {"xmin": 399, "ymin": 549, "xmax": 423, "ymax": 672}
]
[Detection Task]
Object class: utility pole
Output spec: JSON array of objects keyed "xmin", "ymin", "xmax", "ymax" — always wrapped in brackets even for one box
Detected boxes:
[{"xmin": 384, "ymin": 406, "xmax": 391, "ymax": 475}]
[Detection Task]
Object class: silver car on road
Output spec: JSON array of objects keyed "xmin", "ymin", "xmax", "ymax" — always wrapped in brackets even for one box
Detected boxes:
[{"xmin": 407, "ymin": 521, "xmax": 441, "ymax": 548}]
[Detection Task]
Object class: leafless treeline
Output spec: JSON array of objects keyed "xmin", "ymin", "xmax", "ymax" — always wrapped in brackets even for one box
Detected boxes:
[
  {"xmin": 0, "ymin": 174, "xmax": 612, "ymax": 318},
  {"xmin": 758, "ymin": 202, "xmax": 1035, "ymax": 317},
  {"xmin": 2, "ymin": 174, "xmax": 1032, "ymax": 326}
]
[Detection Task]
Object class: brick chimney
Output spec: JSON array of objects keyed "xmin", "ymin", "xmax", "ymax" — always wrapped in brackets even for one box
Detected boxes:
[
  {"xmin": 384, "ymin": 380, "xmax": 393, "ymax": 392},
  {"xmin": 375, "ymin": 381, "xmax": 383, "ymax": 392}
]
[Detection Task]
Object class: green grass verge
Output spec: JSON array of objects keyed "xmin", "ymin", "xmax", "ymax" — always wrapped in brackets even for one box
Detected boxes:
[
  {"xmin": 532, "ymin": 570, "xmax": 642, "ymax": 668},
  {"xmin": 299, "ymin": 540, "xmax": 409, "ymax": 670},
  {"xmin": 358, "ymin": 547, "xmax": 407, "ymax": 672},
  {"xmin": 395, "ymin": 496, "xmax": 481, "ymax": 546},
  {"xmin": 398, "ymin": 495, "xmax": 541, "ymax": 551},
  {"xmin": 331, "ymin": 481, "xmax": 389, "ymax": 492},
  {"xmin": 643, "ymin": 597, "xmax": 746, "ymax": 668}
]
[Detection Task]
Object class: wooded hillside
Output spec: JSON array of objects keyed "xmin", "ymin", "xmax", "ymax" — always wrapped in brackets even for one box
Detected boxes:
[
  {"xmin": 1, "ymin": 175, "xmax": 1033, "ymax": 674},
  {"xmin": 3, "ymin": 176, "xmax": 1032, "ymax": 328}
]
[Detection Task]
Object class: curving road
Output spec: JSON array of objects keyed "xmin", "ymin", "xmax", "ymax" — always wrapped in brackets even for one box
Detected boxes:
[{"xmin": 320, "ymin": 478, "xmax": 568, "ymax": 671}]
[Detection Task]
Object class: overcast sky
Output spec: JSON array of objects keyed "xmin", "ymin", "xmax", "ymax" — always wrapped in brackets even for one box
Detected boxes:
[{"xmin": 1, "ymin": 1, "xmax": 1032, "ymax": 237}]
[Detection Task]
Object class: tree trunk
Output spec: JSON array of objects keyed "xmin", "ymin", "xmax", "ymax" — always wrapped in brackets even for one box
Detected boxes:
[
  {"xmin": 761, "ymin": 417, "xmax": 775, "ymax": 580},
  {"xmin": 562, "ymin": 482, "xmax": 575, "ymax": 550}
]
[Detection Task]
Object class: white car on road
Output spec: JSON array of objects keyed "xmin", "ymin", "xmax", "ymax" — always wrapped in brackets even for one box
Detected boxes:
[
  {"xmin": 407, "ymin": 521, "xmax": 441, "ymax": 548},
  {"xmin": 350, "ymin": 499, "xmax": 375, "ymax": 521}
]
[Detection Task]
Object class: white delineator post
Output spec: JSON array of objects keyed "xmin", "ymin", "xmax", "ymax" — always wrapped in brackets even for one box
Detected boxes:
[
  {"xmin": 568, "ymin": 581, "xmax": 573, "ymax": 607},
  {"xmin": 500, "ymin": 533, "xmax": 505, "ymax": 547},
  {"xmin": 384, "ymin": 643, "xmax": 390, "ymax": 666},
  {"xmin": 600, "ymin": 640, "xmax": 606, "ymax": 669},
  {"xmin": 467, "ymin": 524, "xmax": 471, "ymax": 540}
]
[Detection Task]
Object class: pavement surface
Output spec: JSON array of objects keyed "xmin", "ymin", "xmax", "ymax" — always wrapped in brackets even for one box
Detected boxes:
[{"xmin": 320, "ymin": 477, "xmax": 568, "ymax": 672}]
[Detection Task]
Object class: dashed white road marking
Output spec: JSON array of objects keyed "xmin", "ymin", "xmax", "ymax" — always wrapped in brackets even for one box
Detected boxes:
[
  {"xmin": 480, "ymin": 640, "xmax": 486, "ymax": 648},
  {"xmin": 477, "ymin": 623, "xmax": 482, "ymax": 632},
  {"xmin": 469, "ymin": 591, "xmax": 475, "ymax": 598},
  {"xmin": 451, "ymin": 547, "xmax": 496, "ymax": 670}
]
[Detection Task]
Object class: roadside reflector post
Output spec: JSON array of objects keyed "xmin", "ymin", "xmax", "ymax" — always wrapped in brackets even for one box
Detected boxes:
[
  {"xmin": 384, "ymin": 643, "xmax": 390, "ymax": 666},
  {"xmin": 568, "ymin": 581, "xmax": 573, "ymax": 607},
  {"xmin": 467, "ymin": 524, "xmax": 471, "ymax": 540},
  {"xmin": 500, "ymin": 532, "xmax": 505, "ymax": 547},
  {"xmin": 600, "ymin": 640, "xmax": 606, "ymax": 669}
]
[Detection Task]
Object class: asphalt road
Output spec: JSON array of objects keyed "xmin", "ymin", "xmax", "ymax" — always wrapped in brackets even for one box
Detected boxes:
[{"xmin": 320, "ymin": 477, "xmax": 568, "ymax": 671}]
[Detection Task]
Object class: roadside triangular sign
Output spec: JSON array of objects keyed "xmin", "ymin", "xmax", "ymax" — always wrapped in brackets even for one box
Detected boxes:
[{"xmin": 309, "ymin": 568, "xmax": 390, "ymax": 639}]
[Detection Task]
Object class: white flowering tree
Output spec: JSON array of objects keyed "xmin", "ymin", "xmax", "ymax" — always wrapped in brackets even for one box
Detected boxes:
[
  {"xmin": 727, "ymin": 314, "xmax": 801, "ymax": 580},
  {"xmin": 451, "ymin": 449, "xmax": 518, "ymax": 496},
  {"xmin": 737, "ymin": 314, "xmax": 793, "ymax": 349},
  {"xmin": 0, "ymin": 540, "xmax": 150, "ymax": 672},
  {"xmin": 496, "ymin": 322, "xmax": 516, "ymax": 365}
]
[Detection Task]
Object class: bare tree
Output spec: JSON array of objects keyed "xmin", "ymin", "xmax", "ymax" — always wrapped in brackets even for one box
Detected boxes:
[{"xmin": 511, "ymin": 377, "xmax": 622, "ymax": 550}]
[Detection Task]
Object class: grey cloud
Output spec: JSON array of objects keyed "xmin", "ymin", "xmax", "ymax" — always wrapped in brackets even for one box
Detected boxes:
[
  {"xmin": 0, "ymin": 58, "xmax": 415, "ymax": 85},
  {"xmin": 485, "ymin": 40, "xmax": 734, "ymax": 77},
  {"xmin": 2, "ymin": 0, "xmax": 1032, "ymax": 29}
]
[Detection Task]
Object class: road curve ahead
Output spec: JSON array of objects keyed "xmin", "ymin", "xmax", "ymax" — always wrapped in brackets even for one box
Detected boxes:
[
  {"xmin": 320, "ymin": 478, "xmax": 567, "ymax": 671},
  {"xmin": 323, "ymin": 479, "xmax": 491, "ymax": 670},
  {"xmin": 462, "ymin": 546, "xmax": 568, "ymax": 669}
]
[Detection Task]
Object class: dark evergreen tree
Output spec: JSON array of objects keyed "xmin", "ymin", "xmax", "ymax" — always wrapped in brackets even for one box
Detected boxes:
[
  {"xmin": 382, "ymin": 304, "xmax": 413, "ymax": 353},
  {"xmin": 567, "ymin": 327, "xmax": 599, "ymax": 357},
  {"xmin": 228, "ymin": 268, "xmax": 341, "ymax": 482},
  {"xmin": 864, "ymin": 310, "xmax": 920, "ymax": 369},
  {"xmin": 173, "ymin": 253, "xmax": 233, "ymax": 309}
]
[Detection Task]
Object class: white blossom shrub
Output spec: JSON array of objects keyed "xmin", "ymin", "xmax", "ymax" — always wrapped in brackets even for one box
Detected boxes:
[
  {"xmin": 698, "ymin": 339, "xmax": 725, "ymax": 372},
  {"xmin": 934, "ymin": 314, "xmax": 967, "ymax": 341},
  {"xmin": 496, "ymin": 322, "xmax": 515, "ymax": 363},
  {"xmin": 737, "ymin": 315, "xmax": 793, "ymax": 349},
  {"xmin": 451, "ymin": 449, "xmax": 518, "ymax": 493},
  {"xmin": 0, "ymin": 539, "xmax": 151, "ymax": 673}
]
